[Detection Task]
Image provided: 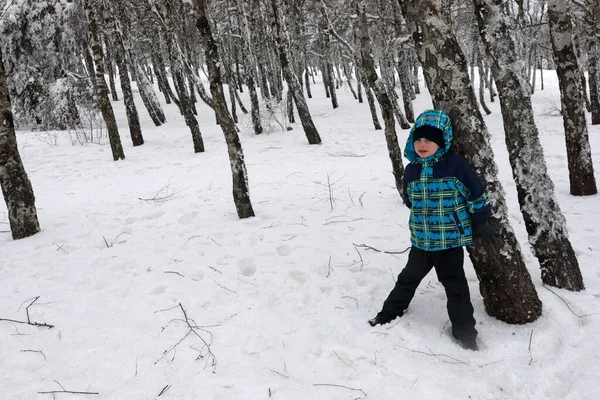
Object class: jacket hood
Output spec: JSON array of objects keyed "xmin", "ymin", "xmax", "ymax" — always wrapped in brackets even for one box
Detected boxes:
[{"xmin": 404, "ymin": 109, "xmax": 453, "ymax": 163}]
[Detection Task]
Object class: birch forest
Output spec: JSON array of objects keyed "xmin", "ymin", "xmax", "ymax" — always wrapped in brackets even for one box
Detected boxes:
[{"xmin": 1, "ymin": 0, "xmax": 599, "ymax": 323}]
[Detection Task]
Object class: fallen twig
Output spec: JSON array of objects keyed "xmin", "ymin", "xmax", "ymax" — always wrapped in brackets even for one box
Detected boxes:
[
  {"xmin": 269, "ymin": 369, "xmax": 289, "ymax": 379},
  {"xmin": 353, "ymin": 245, "xmax": 364, "ymax": 271},
  {"xmin": 139, "ymin": 184, "xmax": 188, "ymax": 203},
  {"xmin": 102, "ymin": 232, "xmax": 130, "ymax": 248},
  {"xmin": 354, "ymin": 243, "xmax": 411, "ymax": 254},
  {"xmin": 38, "ymin": 390, "xmax": 99, "ymax": 395},
  {"xmin": 212, "ymin": 278, "xmax": 237, "ymax": 294},
  {"xmin": 165, "ymin": 271, "xmax": 185, "ymax": 278},
  {"xmin": 542, "ymin": 284, "xmax": 598, "ymax": 318},
  {"xmin": 313, "ymin": 383, "xmax": 366, "ymax": 398},
  {"xmin": 395, "ymin": 345, "xmax": 468, "ymax": 365},
  {"xmin": 1, "ymin": 297, "xmax": 54, "ymax": 329},
  {"xmin": 324, "ymin": 217, "xmax": 364, "ymax": 225},
  {"xmin": 157, "ymin": 384, "xmax": 171, "ymax": 396},
  {"xmin": 528, "ymin": 329, "xmax": 535, "ymax": 365},
  {"xmin": 20, "ymin": 349, "xmax": 47, "ymax": 361},
  {"xmin": 39, "ymin": 380, "xmax": 98, "ymax": 395},
  {"xmin": 155, "ymin": 303, "xmax": 216, "ymax": 372},
  {"xmin": 333, "ymin": 351, "xmax": 356, "ymax": 370}
]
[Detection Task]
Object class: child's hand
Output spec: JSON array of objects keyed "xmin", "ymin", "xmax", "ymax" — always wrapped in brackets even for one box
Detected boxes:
[{"xmin": 473, "ymin": 223, "xmax": 497, "ymax": 238}]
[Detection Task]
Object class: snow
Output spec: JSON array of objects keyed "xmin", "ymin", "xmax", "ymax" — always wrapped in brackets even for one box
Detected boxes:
[{"xmin": 2, "ymin": 70, "xmax": 600, "ymax": 400}]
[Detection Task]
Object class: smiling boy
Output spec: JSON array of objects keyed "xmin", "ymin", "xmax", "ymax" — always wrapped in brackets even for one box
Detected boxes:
[{"xmin": 368, "ymin": 109, "xmax": 494, "ymax": 350}]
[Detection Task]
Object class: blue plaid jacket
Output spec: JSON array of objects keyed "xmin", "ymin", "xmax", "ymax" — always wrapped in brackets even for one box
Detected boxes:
[{"xmin": 402, "ymin": 110, "xmax": 491, "ymax": 251}]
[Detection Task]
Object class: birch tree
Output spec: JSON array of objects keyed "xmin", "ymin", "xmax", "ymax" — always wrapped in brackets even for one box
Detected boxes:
[
  {"xmin": 398, "ymin": 0, "xmax": 542, "ymax": 324},
  {"xmin": 84, "ymin": 0, "xmax": 125, "ymax": 161},
  {"xmin": 572, "ymin": 0, "xmax": 600, "ymax": 124},
  {"xmin": 105, "ymin": 2, "xmax": 143, "ymax": 147},
  {"xmin": 548, "ymin": 0, "xmax": 597, "ymax": 196},
  {"xmin": 270, "ymin": 0, "xmax": 321, "ymax": 145},
  {"xmin": 237, "ymin": 0, "xmax": 263, "ymax": 134},
  {"xmin": 356, "ymin": 3, "xmax": 405, "ymax": 200},
  {"xmin": 473, "ymin": 0, "xmax": 584, "ymax": 291},
  {"xmin": 151, "ymin": 0, "xmax": 205, "ymax": 153},
  {"xmin": 193, "ymin": 0, "xmax": 255, "ymax": 219},
  {"xmin": 0, "ymin": 47, "xmax": 40, "ymax": 240}
]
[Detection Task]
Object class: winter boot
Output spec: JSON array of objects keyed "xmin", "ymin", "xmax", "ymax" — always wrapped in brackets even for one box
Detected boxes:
[
  {"xmin": 368, "ymin": 311, "xmax": 399, "ymax": 327},
  {"xmin": 455, "ymin": 336, "xmax": 478, "ymax": 351}
]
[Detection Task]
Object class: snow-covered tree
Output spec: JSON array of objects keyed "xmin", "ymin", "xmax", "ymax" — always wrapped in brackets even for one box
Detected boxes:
[
  {"xmin": 0, "ymin": 46, "xmax": 40, "ymax": 239},
  {"xmin": 0, "ymin": 0, "xmax": 79, "ymax": 129},
  {"xmin": 473, "ymin": 0, "xmax": 584, "ymax": 291},
  {"xmin": 193, "ymin": 0, "xmax": 255, "ymax": 219},
  {"xmin": 270, "ymin": 0, "xmax": 321, "ymax": 144},
  {"xmin": 548, "ymin": 0, "xmax": 597, "ymax": 196},
  {"xmin": 399, "ymin": 0, "xmax": 542, "ymax": 324},
  {"xmin": 356, "ymin": 2, "xmax": 405, "ymax": 200},
  {"xmin": 83, "ymin": 0, "xmax": 124, "ymax": 161}
]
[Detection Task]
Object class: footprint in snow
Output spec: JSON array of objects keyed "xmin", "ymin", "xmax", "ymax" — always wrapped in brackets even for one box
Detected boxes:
[{"xmin": 239, "ymin": 258, "xmax": 257, "ymax": 276}]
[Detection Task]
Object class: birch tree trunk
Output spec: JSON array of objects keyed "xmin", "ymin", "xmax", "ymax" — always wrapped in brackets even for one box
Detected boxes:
[
  {"xmin": 85, "ymin": 2, "xmax": 125, "ymax": 161},
  {"xmin": 342, "ymin": 63, "xmax": 358, "ymax": 100},
  {"xmin": 134, "ymin": 61, "xmax": 166, "ymax": 126},
  {"xmin": 105, "ymin": 44, "xmax": 119, "ymax": 101},
  {"xmin": 357, "ymin": 5, "xmax": 404, "ymax": 200},
  {"xmin": 588, "ymin": 0, "xmax": 600, "ymax": 124},
  {"xmin": 270, "ymin": 0, "xmax": 321, "ymax": 144},
  {"xmin": 399, "ymin": 0, "xmax": 542, "ymax": 324},
  {"xmin": 154, "ymin": 1, "xmax": 204, "ymax": 153},
  {"xmin": 548, "ymin": 0, "xmax": 597, "ymax": 196},
  {"xmin": 114, "ymin": 45, "xmax": 143, "ymax": 146},
  {"xmin": 393, "ymin": 7, "xmax": 415, "ymax": 122},
  {"xmin": 193, "ymin": 0, "xmax": 255, "ymax": 219},
  {"xmin": 475, "ymin": 42, "xmax": 492, "ymax": 115},
  {"xmin": 304, "ymin": 66, "xmax": 312, "ymax": 98},
  {"xmin": 473, "ymin": 0, "xmax": 584, "ymax": 291},
  {"xmin": 0, "ymin": 48, "xmax": 40, "ymax": 240},
  {"xmin": 396, "ymin": 50, "xmax": 415, "ymax": 122},
  {"xmin": 106, "ymin": 10, "xmax": 144, "ymax": 147},
  {"xmin": 588, "ymin": 41, "xmax": 600, "ymax": 125},
  {"xmin": 237, "ymin": 0, "xmax": 263, "ymax": 135}
]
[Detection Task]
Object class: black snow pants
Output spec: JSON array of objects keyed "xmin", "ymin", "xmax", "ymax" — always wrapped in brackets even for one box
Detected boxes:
[{"xmin": 381, "ymin": 246, "xmax": 477, "ymax": 340}]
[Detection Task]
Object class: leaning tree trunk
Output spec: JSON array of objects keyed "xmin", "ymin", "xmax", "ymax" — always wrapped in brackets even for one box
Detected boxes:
[
  {"xmin": 353, "ymin": 36, "xmax": 381, "ymax": 129},
  {"xmin": 342, "ymin": 63, "xmax": 358, "ymax": 100},
  {"xmin": 0, "ymin": 48, "xmax": 40, "ymax": 240},
  {"xmin": 474, "ymin": 0, "xmax": 584, "ymax": 291},
  {"xmin": 86, "ymin": 3, "xmax": 125, "ymax": 161},
  {"xmin": 357, "ymin": 5, "xmax": 404, "ymax": 200},
  {"xmin": 548, "ymin": 0, "xmax": 598, "ymax": 196},
  {"xmin": 194, "ymin": 0, "xmax": 255, "ymax": 219},
  {"xmin": 270, "ymin": 0, "xmax": 321, "ymax": 144},
  {"xmin": 399, "ymin": 0, "xmax": 542, "ymax": 324},
  {"xmin": 134, "ymin": 61, "xmax": 166, "ymax": 126}
]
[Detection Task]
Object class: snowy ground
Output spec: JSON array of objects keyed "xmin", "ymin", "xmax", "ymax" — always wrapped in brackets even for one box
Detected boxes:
[{"xmin": 1, "ymin": 71, "xmax": 599, "ymax": 400}]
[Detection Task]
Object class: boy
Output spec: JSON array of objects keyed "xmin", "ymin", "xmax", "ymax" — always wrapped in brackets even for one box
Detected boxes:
[{"xmin": 368, "ymin": 109, "xmax": 494, "ymax": 351}]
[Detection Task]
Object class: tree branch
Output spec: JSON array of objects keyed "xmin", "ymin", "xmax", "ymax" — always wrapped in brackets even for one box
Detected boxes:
[{"xmin": 1, "ymin": 297, "xmax": 54, "ymax": 329}]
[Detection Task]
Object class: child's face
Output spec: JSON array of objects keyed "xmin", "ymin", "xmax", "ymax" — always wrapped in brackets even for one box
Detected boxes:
[{"xmin": 414, "ymin": 138, "xmax": 440, "ymax": 158}]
